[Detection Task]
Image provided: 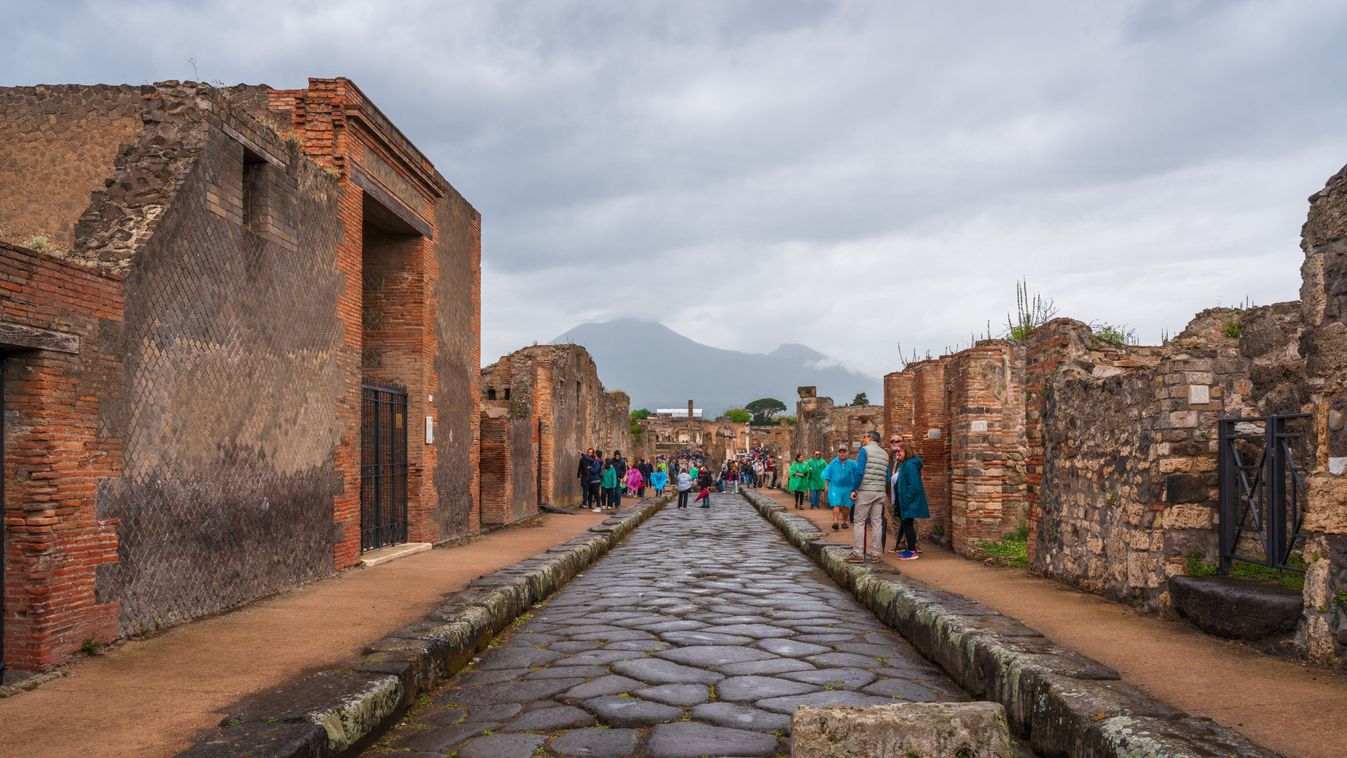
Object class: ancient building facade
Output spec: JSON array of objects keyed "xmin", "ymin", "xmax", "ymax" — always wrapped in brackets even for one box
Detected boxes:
[
  {"xmin": 877, "ymin": 164, "xmax": 1347, "ymax": 668},
  {"xmin": 479, "ymin": 344, "xmax": 632, "ymax": 524},
  {"xmin": 634, "ymin": 401, "xmax": 739, "ymax": 463},
  {"xmin": 0, "ymin": 79, "xmax": 480, "ymax": 678},
  {"xmin": 793, "ymin": 387, "xmax": 884, "ymax": 457}
]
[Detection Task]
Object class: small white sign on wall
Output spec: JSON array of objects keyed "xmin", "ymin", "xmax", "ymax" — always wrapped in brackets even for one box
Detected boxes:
[
  {"xmin": 928, "ymin": 428, "xmax": 941, "ymax": 440},
  {"xmin": 425, "ymin": 416, "xmax": 435, "ymax": 444},
  {"xmin": 1189, "ymin": 385, "xmax": 1210, "ymax": 405},
  {"xmin": 971, "ymin": 420, "xmax": 989, "ymax": 433}
]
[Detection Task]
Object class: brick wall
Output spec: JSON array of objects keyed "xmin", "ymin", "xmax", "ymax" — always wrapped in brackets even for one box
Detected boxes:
[
  {"xmin": 946, "ymin": 342, "xmax": 1028, "ymax": 552},
  {"xmin": 909, "ymin": 359, "xmax": 951, "ymax": 541},
  {"xmin": 0, "ymin": 85, "xmax": 145, "ymax": 250},
  {"xmin": 0, "ymin": 242, "xmax": 123, "ymax": 676}
]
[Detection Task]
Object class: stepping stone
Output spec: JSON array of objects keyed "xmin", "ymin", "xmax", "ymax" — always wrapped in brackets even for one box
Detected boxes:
[
  {"xmin": 755, "ymin": 690, "xmax": 895, "ymax": 714},
  {"xmin": 719, "ymin": 658, "xmax": 816, "ymax": 676},
  {"xmin": 477, "ymin": 646, "xmax": 563, "ymax": 670},
  {"xmin": 655, "ymin": 645, "xmax": 776, "ymax": 668},
  {"xmin": 504, "ymin": 704, "xmax": 595, "ymax": 731},
  {"xmin": 780, "ymin": 667, "xmax": 877, "ymax": 690},
  {"xmin": 715, "ymin": 675, "xmax": 818, "ymax": 702},
  {"xmin": 458, "ymin": 732, "xmax": 546, "ymax": 758},
  {"xmin": 645, "ymin": 722, "xmax": 778, "ymax": 757},
  {"xmin": 755, "ymin": 638, "xmax": 831, "ymax": 657},
  {"xmin": 806, "ymin": 651, "xmax": 882, "ymax": 669},
  {"xmin": 612, "ymin": 657, "xmax": 723, "ymax": 685},
  {"xmin": 580, "ymin": 695, "xmax": 683, "ymax": 727},
  {"xmin": 691, "ymin": 702, "xmax": 792, "ymax": 733},
  {"xmin": 633, "ymin": 683, "xmax": 711, "ymax": 707},
  {"xmin": 564, "ymin": 676, "xmax": 647, "ymax": 702},
  {"xmin": 660, "ymin": 630, "xmax": 754, "ymax": 646},
  {"xmin": 549, "ymin": 727, "xmax": 642, "ymax": 757}
]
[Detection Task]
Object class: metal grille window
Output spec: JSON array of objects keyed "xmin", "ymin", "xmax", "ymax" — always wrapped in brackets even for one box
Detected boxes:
[
  {"xmin": 361, "ymin": 382, "xmax": 409, "ymax": 551},
  {"xmin": 1218, "ymin": 414, "xmax": 1310, "ymax": 573}
]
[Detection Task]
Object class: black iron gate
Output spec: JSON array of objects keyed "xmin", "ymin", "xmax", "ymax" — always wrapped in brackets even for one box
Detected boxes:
[
  {"xmin": 361, "ymin": 381, "xmax": 408, "ymax": 552},
  {"xmin": 1217, "ymin": 414, "xmax": 1310, "ymax": 573}
]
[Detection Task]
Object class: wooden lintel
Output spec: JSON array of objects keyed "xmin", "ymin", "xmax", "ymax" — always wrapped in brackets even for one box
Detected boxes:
[{"xmin": 0, "ymin": 321, "xmax": 79, "ymax": 354}]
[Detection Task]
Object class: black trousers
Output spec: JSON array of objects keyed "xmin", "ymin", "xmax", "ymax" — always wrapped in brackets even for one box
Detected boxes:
[
  {"xmin": 898, "ymin": 517, "xmax": 917, "ymax": 550},
  {"xmin": 793, "ymin": 490, "xmax": 805, "ymax": 507},
  {"xmin": 677, "ymin": 490, "xmax": 691, "ymax": 508}
]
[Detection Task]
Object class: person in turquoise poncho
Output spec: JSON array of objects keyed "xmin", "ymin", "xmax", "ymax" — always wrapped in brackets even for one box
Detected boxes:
[{"xmin": 821, "ymin": 445, "xmax": 860, "ymax": 532}]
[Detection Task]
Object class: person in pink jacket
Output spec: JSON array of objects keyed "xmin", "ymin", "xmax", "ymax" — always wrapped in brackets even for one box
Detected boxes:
[{"xmin": 624, "ymin": 466, "xmax": 645, "ymax": 500}]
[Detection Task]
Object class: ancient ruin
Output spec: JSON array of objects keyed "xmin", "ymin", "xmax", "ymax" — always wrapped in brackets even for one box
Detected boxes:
[{"xmin": 0, "ymin": 79, "xmax": 481, "ymax": 675}]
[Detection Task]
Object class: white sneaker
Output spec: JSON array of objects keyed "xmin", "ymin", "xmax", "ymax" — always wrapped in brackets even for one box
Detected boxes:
[{"xmin": 591, "ymin": 507, "xmax": 602, "ymax": 513}]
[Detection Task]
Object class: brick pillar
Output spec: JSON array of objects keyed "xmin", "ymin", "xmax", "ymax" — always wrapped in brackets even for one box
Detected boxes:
[
  {"xmin": 478, "ymin": 413, "xmax": 512, "ymax": 526},
  {"xmin": 909, "ymin": 359, "xmax": 951, "ymax": 542}
]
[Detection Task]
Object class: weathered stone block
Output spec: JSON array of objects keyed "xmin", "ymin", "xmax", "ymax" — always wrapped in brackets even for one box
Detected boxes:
[
  {"xmin": 791, "ymin": 702, "xmax": 1013, "ymax": 758},
  {"xmin": 1028, "ymin": 673, "xmax": 1180, "ymax": 758},
  {"xmin": 1165, "ymin": 474, "xmax": 1210, "ymax": 504},
  {"xmin": 1169, "ymin": 575, "xmax": 1302, "ymax": 640},
  {"xmin": 1082, "ymin": 715, "xmax": 1280, "ymax": 758},
  {"xmin": 178, "ymin": 721, "xmax": 327, "ymax": 758}
]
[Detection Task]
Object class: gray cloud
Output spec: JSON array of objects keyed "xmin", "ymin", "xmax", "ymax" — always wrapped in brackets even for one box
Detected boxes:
[{"xmin": 4, "ymin": 0, "xmax": 1345, "ymax": 379}]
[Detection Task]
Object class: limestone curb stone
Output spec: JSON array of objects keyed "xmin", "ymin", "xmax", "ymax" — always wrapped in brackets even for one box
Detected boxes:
[
  {"xmin": 179, "ymin": 497, "xmax": 668, "ymax": 758},
  {"xmin": 790, "ymin": 701, "xmax": 1014, "ymax": 758},
  {"xmin": 740, "ymin": 490, "xmax": 1277, "ymax": 758}
]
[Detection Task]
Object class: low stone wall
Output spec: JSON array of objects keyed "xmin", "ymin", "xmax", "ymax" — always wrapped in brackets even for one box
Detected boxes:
[
  {"xmin": 741, "ymin": 490, "xmax": 1275, "ymax": 758},
  {"xmin": 180, "ymin": 496, "xmax": 667, "ymax": 757}
]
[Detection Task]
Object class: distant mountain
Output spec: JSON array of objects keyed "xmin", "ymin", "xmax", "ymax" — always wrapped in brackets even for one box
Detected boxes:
[{"xmin": 552, "ymin": 319, "xmax": 881, "ymax": 416}]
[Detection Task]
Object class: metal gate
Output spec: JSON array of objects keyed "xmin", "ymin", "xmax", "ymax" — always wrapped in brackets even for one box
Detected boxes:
[
  {"xmin": 361, "ymin": 381, "xmax": 408, "ymax": 552},
  {"xmin": 1217, "ymin": 414, "xmax": 1310, "ymax": 573}
]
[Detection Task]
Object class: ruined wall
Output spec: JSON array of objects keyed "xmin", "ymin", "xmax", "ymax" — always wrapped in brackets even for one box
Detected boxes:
[
  {"xmin": 1299, "ymin": 164, "xmax": 1347, "ymax": 666},
  {"xmin": 0, "ymin": 242, "xmax": 124, "ymax": 674},
  {"xmin": 946, "ymin": 342, "xmax": 1028, "ymax": 552},
  {"xmin": 480, "ymin": 345, "xmax": 631, "ymax": 521},
  {"xmin": 1034, "ymin": 309, "xmax": 1298, "ymax": 610},
  {"xmin": 89, "ymin": 85, "xmax": 347, "ymax": 635},
  {"xmin": 0, "ymin": 85, "xmax": 146, "ymax": 250}
]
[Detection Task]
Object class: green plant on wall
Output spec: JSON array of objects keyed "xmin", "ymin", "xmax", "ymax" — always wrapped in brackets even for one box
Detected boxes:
[{"xmin": 1005, "ymin": 278, "xmax": 1057, "ymax": 340}]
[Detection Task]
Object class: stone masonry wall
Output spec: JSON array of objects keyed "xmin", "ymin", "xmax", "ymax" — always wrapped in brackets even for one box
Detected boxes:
[
  {"xmin": 0, "ymin": 85, "xmax": 146, "ymax": 250},
  {"xmin": 1299, "ymin": 164, "xmax": 1347, "ymax": 666}
]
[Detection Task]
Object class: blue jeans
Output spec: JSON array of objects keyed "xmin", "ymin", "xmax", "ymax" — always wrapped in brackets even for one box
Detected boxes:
[{"xmin": 809, "ymin": 489, "xmax": 822, "ymax": 509}]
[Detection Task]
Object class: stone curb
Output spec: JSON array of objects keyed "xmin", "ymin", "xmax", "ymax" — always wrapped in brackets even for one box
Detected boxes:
[
  {"xmin": 740, "ymin": 490, "xmax": 1279, "ymax": 758},
  {"xmin": 179, "ymin": 497, "xmax": 669, "ymax": 758}
]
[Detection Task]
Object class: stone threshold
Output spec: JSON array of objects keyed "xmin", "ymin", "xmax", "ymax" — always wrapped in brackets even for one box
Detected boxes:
[
  {"xmin": 180, "ymin": 496, "xmax": 670, "ymax": 758},
  {"xmin": 358, "ymin": 542, "xmax": 432, "ymax": 568},
  {"xmin": 740, "ymin": 490, "xmax": 1277, "ymax": 758}
]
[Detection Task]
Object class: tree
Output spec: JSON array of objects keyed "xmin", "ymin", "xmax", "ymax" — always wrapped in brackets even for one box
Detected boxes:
[
  {"xmin": 745, "ymin": 397, "xmax": 787, "ymax": 425},
  {"xmin": 630, "ymin": 408, "xmax": 651, "ymax": 437},
  {"xmin": 851, "ymin": 392, "xmax": 869, "ymax": 406},
  {"xmin": 724, "ymin": 408, "xmax": 752, "ymax": 424}
]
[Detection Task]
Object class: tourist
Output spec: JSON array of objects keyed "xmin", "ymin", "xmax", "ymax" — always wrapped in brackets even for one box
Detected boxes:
[
  {"xmin": 625, "ymin": 464, "xmax": 645, "ymax": 500},
  {"xmin": 651, "ymin": 466, "xmax": 668, "ymax": 496},
  {"xmin": 726, "ymin": 461, "xmax": 739, "ymax": 494},
  {"xmin": 766, "ymin": 456, "xmax": 777, "ymax": 488},
  {"xmin": 578, "ymin": 449, "xmax": 594, "ymax": 509},
  {"xmin": 821, "ymin": 445, "xmax": 859, "ymax": 531},
  {"xmin": 689, "ymin": 461, "xmax": 700, "ymax": 481},
  {"xmin": 806, "ymin": 449, "xmax": 827, "ymax": 509},
  {"xmin": 787, "ymin": 453, "xmax": 809, "ymax": 508},
  {"xmin": 846, "ymin": 431, "xmax": 890, "ymax": 564},
  {"xmin": 675, "ymin": 468, "xmax": 693, "ymax": 508},
  {"xmin": 602, "ymin": 455, "xmax": 619, "ymax": 510},
  {"xmin": 589, "ymin": 450, "xmax": 606, "ymax": 512},
  {"xmin": 890, "ymin": 441, "xmax": 929, "ymax": 559}
]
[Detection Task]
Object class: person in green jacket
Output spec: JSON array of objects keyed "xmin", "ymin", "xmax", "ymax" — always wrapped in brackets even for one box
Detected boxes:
[
  {"xmin": 890, "ymin": 442, "xmax": 930, "ymax": 559},
  {"xmin": 786, "ymin": 453, "xmax": 810, "ymax": 509},
  {"xmin": 805, "ymin": 449, "xmax": 827, "ymax": 509},
  {"xmin": 601, "ymin": 459, "xmax": 619, "ymax": 510}
]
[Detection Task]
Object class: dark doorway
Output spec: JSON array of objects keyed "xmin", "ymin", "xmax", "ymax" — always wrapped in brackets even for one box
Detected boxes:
[{"xmin": 361, "ymin": 381, "xmax": 408, "ymax": 551}]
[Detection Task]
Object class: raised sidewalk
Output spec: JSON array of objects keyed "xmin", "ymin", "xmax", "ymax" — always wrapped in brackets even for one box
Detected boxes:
[
  {"xmin": 0, "ymin": 510, "xmax": 607, "ymax": 758},
  {"xmin": 760, "ymin": 487, "xmax": 1346, "ymax": 758}
]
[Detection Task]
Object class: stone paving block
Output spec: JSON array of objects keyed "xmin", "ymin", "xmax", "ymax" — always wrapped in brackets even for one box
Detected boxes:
[
  {"xmin": 644, "ymin": 722, "xmax": 780, "ymax": 757},
  {"xmin": 548, "ymin": 727, "xmax": 643, "ymax": 757},
  {"xmin": 791, "ymin": 702, "xmax": 1013, "ymax": 758},
  {"xmin": 632, "ymin": 683, "xmax": 711, "ymax": 706},
  {"xmin": 502, "ymin": 703, "xmax": 594, "ymax": 731},
  {"xmin": 178, "ymin": 721, "xmax": 327, "ymax": 758},
  {"xmin": 456, "ymin": 732, "xmax": 546, "ymax": 758},
  {"xmin": 580, "ymin": 695, "xmax": 683, "ymax": 727},
  {"xmin": 611, "ymin": 656, "xmax": 724, "ymax": 685}
]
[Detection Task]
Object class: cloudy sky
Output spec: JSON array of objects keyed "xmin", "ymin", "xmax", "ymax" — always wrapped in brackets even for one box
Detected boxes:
[{"xmin": 4, "ymin": 0, "xmax": 1346, "ymax": 377}]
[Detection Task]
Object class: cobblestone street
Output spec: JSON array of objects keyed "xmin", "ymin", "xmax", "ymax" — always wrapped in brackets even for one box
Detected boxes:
[{"xmin": 369, "ymin": 494, "xmax": 963, "ymax": 757}]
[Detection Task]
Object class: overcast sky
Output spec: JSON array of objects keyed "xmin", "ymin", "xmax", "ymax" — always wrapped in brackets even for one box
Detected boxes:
[{"xmin": 4, "ymin": 0, "xmax": 1345, "ymax": 377}]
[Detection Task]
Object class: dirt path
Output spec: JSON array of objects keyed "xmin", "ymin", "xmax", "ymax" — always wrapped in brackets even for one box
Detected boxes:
[
  {"xmin": 760, "ymin": 487, "xmax": 1347, "ymax": 758},
  {"xmin": 0, "ymin": 511, "xmax": 607, "ymax": 758}
]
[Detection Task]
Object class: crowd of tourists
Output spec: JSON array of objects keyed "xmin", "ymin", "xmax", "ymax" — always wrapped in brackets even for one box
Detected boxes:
[
  {"xmin": 576, "ymin": 436, "xmax": 929, "ymax": 561},
  {"xmin": 785, "ymin": 432, "xmax": 928, "ymax": 561}
]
